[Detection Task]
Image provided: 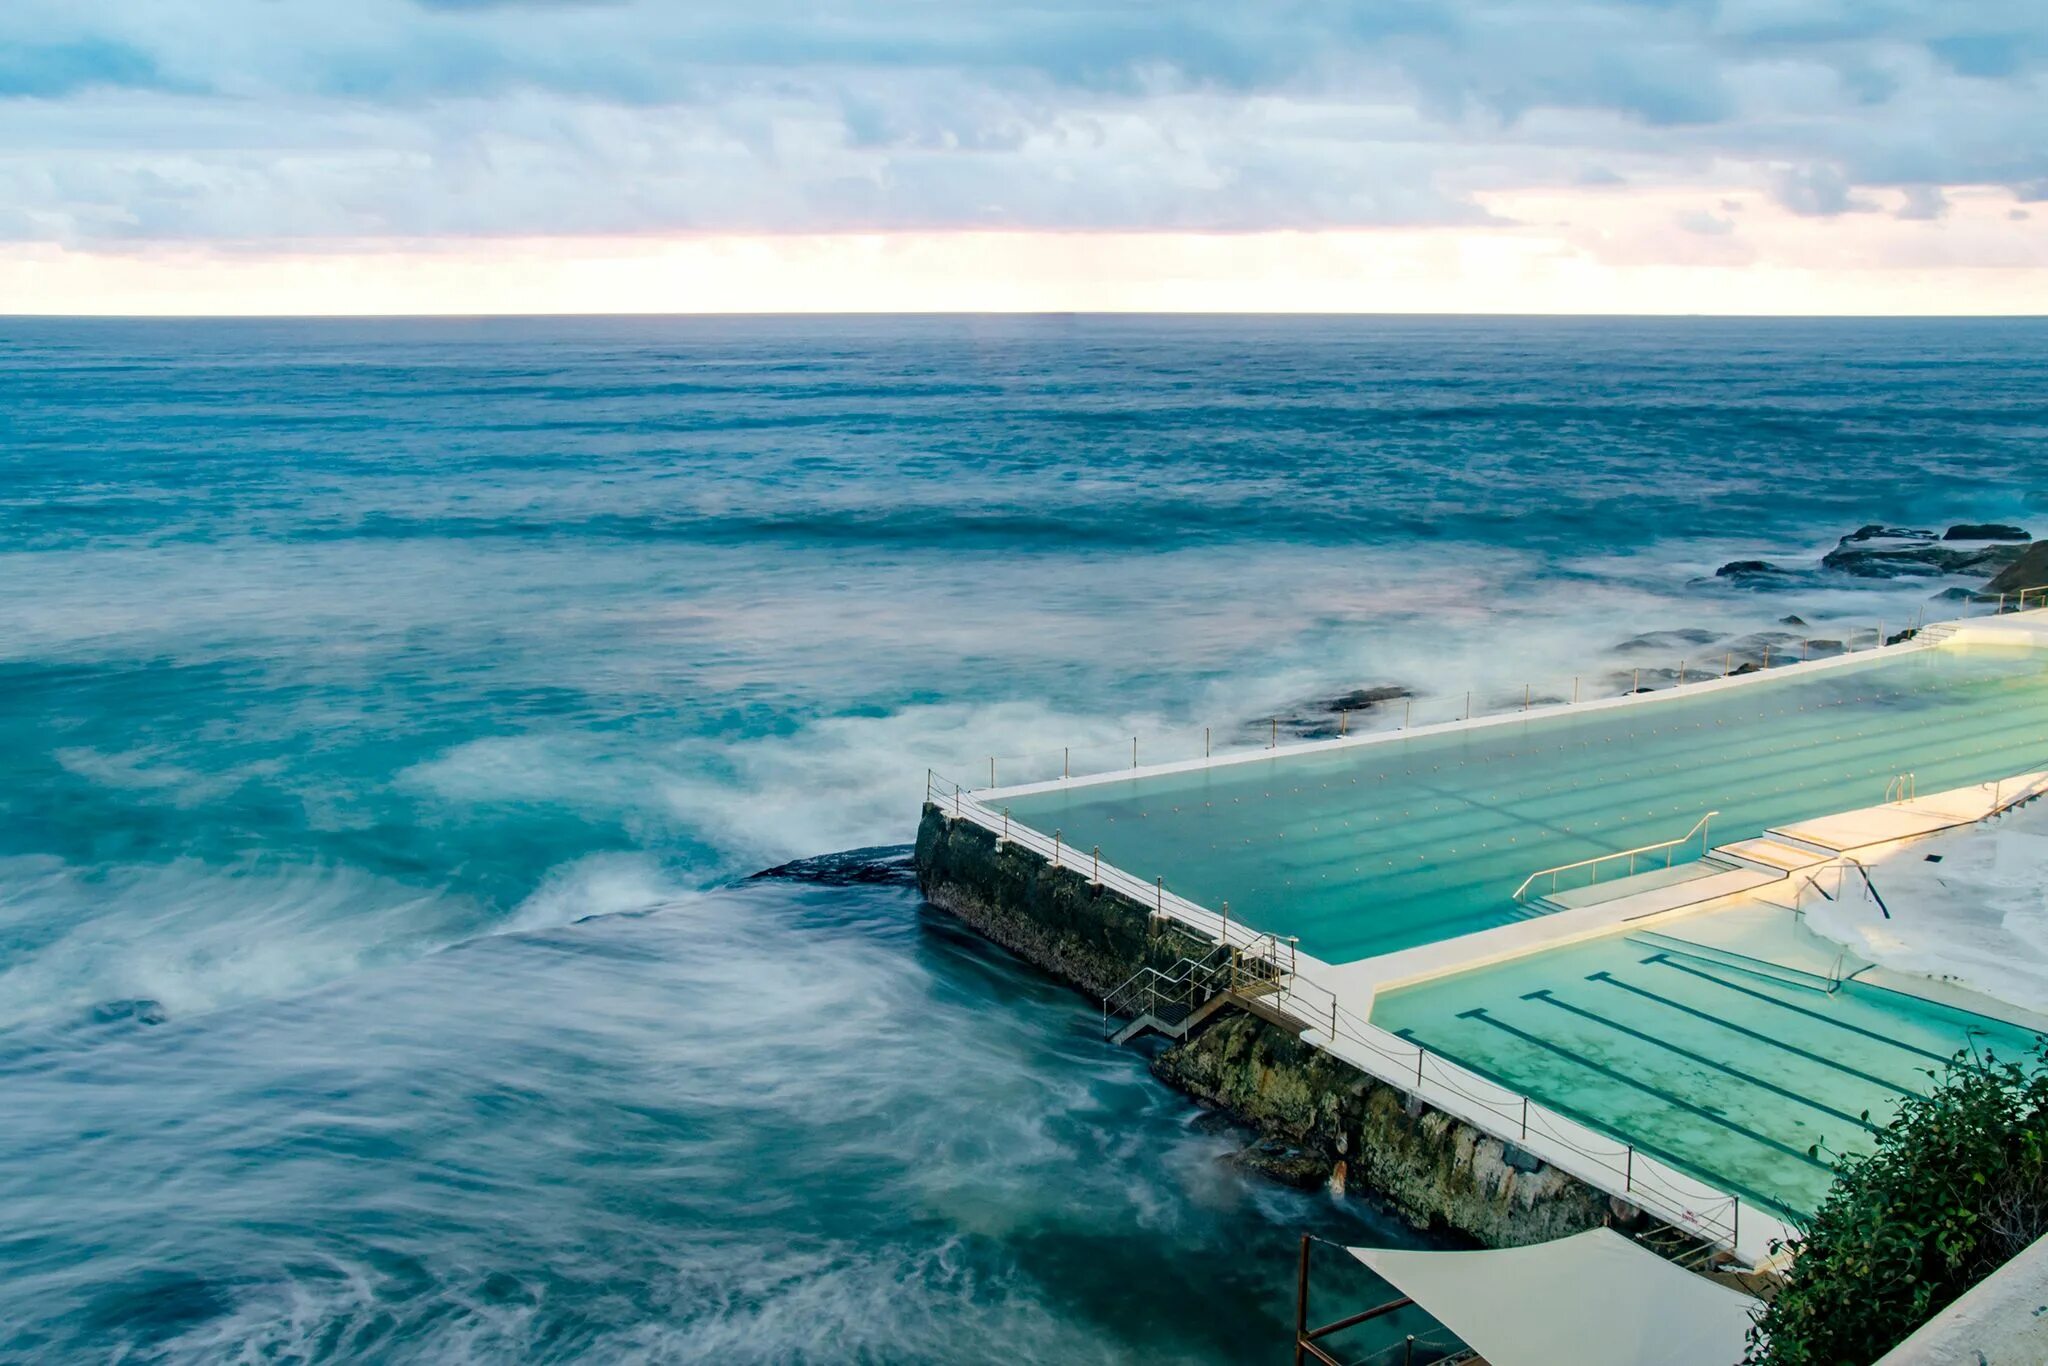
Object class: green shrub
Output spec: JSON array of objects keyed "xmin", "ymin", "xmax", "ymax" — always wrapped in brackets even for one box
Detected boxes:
[{"xmin": 1747, "ymin": 1042, "xmax": 2048, "ymax": 1365}]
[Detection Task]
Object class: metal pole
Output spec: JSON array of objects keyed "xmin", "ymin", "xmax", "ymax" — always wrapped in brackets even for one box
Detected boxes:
[
  {"xmin": 1204, "ymin": 726, "xmax": 1211, "ymax": 759},
  {"xmin": 1625, "ymin": 1146, "xmax": 1633, "ymax": 1191},
  {"xmin": 1271, "ymin": 719, "xmax": 1277, "ymax": 749},
  {"xmin": 1131, "ymin": 736, "xmax": 1137, "ymax": 769},
  {"xmin": 1733, "ymin": 1196, "xmax": 1741, "ymax": 1251},
  {"xmin": 1220, "ymin": 900, "xmax": 1229, "ymax": 943},
  {"xmin": 1294, "ymin": 1237, "xmax": 1311, "ymax": 1366},
  {"xmin": 1523, "ymin": 683, "xmax": 1530, "ymax": 711},
  {"xmin": 1092, "ymin": 846, "xmax": 1100, "ymax": 884},
  {"xmin": 1632, "ymin": 667, "xmax": 1640, "ymax": 693},
  {"xmin": 1521, "ymin": 1096, "xmax": 1528, "ymax": 1139},
  {"xmin": 1572, "ymin": 676, "xmax": 1579, "ymax": 704},
  {"xmin": 1678, "ymin": 659, "xmax": 1686, "ymax": 685},
  {"xmin": 1156, "ymin": 876, "xmax": 1163, "ymax": 916},
  {"xmin": 1877, "ymin": 620, "xmax": 1883, "ymax": 650},
  {"xmin": 990, "ymin": 756, "xmax": 996, "ymax": 787},
  {"xmin": 1063, "ymin": 746, "xmax": 1069, "ymax": 780},
  {"xmin": 1340, "ymin": 710, "xmax": 1348, "ymax": 735},
  {"xmin": 1053, "ymin": 830, "xmax": 1061, "ymax": 868},
  {"xmin": 1403, "ymin": 698, "xmax": 1411, "ymax": 729},
  {"xmin": 1002, "ymin": 808, "xmax": 1010, "ymax": 844},
  {"xmin": 1463, "ymin": 690, "xmax": 1470, "ymax": 720},
  {"xmin": 1723, "ymin": 652, "xmax": 1731, "ymax": 678},
  {"xmin": 1404, "ymin": 1336, "xmax": 1415, "ymax": 1366}
]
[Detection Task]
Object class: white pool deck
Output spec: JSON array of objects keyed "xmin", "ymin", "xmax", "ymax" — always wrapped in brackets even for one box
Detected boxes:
[{"xmin": 930, "ymin": 606, "xmax": 2048, "ymax": 1267}]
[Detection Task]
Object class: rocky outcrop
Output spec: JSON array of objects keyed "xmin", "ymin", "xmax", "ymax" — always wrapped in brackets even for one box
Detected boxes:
[
  {"xmin": 1985, "ymin": 542, "xmax": 2048, "ymax": 597},
  {"xmin": 1945, "ymin": 523, "xmax": 2030, "ymax": 542},
  {"xmin": 1820, "ymin": 524, "xmax": 2025, "ymax": 580}
]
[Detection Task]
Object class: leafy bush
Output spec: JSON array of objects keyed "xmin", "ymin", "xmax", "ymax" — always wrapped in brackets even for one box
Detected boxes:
[{"xmin": 1747, "ymin": 1043, "xmax": 2048, "ymax": 1364}]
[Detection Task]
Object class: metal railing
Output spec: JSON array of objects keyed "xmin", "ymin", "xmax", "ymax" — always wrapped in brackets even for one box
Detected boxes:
[
  {"xmin": 1511, "ymin": 810, "xmax": 1719, "ymax": 904},
  {"xmin": 946, "ymin": 599, "xmax": 2046, "ymax": 799},
  {"xmin": 1884, "ymin": 772, "xmax": 1917, "ymax": 804}
]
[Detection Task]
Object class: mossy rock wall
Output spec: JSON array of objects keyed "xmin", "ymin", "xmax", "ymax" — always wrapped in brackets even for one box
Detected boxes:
[
  {"xmin": 914, "ymin": 802, "xmax": 1214, "ymax": 997},
  {"xmin": 915, "ymin": 802, "xmax": 1626, "ymax": 1247},
  {"xmin": 1152, "ymin": 1012, "xmax": 1617, "ymax": 1245}
]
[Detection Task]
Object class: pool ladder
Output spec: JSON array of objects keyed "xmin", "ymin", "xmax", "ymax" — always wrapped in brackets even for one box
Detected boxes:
[{"xmin": 1884, "ymin": 772, "xmax": 1917, "ymax": 804}]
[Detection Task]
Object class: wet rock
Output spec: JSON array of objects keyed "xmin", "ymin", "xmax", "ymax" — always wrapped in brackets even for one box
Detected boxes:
[
  {"xmin": 1931, "ymin": 586, "xmax": 1978, "ymax": 602},
  {"xmin": 90, "ymin": 999, "xmax": 168, "ymax": 1026},
  {"xmin": 1714, "ymin": 559, "xmax": 1792, "ymax": 581},
  {"xmin": 752, "ymin": 845, "xmax": 916, "ymax": 886},
  {"xmin": 1945, "ymin": 523, "xmax": 2029, "ymax": 542},
  {"xmin": 1613, "ymin": 628, "xmax": 1718, "ymax": 652},
  {"xmin": 1821, "ymin": 526, "xmax": 2025, "ymax": 579},
  {"xmin": 1228, "ymin": 1137, "xmax": 1331, "ymax": 1189},
  {"xmin": 1268, "ymin": 684, "xmax": 1413, "ymax": 740},
  {"xmin": 1316, "ymin": 684, "xmax": 1412, "ymax": 714},
  {"xmin": 1779, "ymin": 615, "xmax": 1807, "ymax": 627},
  {"xmin": 1985, "ymin": 542, "xmax": 2048, "ymax": 596}
]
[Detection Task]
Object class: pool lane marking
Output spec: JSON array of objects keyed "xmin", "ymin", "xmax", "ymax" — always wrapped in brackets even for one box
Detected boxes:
[
  {"xmin": 1640, "ymin": 955, "xmax": 1958, "ymax": 1064},
  {"xmin": 1451, "ymin": 1008, "xmax": 1833, "ymax": 1170},
  {"xmin": 1522, "ymin": 989, "xmax": 1881, "ymax": 1132},
  {"xmin": 1389, "ymin": 1026, "xmax": 1812, "ymax": 1221},
  {"xmin": 1585, "ymin": 972, "xmax": 1926, "ymax": 1100}
]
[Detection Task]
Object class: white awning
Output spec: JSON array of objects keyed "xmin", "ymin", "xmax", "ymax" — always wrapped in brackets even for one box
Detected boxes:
[{"xmin": 1348, "ymin": 1228, "xmax": 1760, "ymax": 1366}]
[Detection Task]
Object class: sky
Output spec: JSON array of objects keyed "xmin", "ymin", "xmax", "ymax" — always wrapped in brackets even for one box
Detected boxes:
[{"xmin": 1, "ymin": 0, "xmax": 2044, "ymax": 314}]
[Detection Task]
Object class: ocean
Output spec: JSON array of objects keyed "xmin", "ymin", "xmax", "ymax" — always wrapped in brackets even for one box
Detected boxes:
[{"xmin": 1, "ymin": 314, "xmax": 2042, "ymax": 1362}]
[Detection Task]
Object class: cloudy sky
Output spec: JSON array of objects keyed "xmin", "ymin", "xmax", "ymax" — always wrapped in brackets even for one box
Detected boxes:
[{"xmin": 2, "ymin": 0, "xmax": 2044, "ymax": 313}]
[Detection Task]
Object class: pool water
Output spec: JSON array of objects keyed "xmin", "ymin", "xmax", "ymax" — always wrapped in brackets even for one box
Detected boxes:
[
  {"xmin": 1370, "ymin": 910, "xmax": 2043, "ymax": 1218},
  {"xmin": 998, "ymin": 644, "xmax": 2048, "ymax": 964}
]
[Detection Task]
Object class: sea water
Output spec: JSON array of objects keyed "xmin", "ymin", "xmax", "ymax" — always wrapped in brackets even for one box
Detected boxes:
[{"xmin": 2, "ymin": 315, "xmax": 2043, "ymax": 1361}]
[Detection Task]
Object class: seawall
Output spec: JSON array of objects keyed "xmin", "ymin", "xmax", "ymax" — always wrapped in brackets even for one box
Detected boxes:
[{"xmin": 914, "ymin": 802, "xmax": 1629, "ymax": 1247}]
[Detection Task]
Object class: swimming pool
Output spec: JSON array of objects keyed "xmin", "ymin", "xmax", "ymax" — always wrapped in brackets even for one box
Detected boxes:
[
  {"xmin": 997, "ymin": 644, "xmax": 2048, "ymax": 964},
  {"xmin": 1370, "ymin": 906, "xmax": 2043, "ymax": 1218}
]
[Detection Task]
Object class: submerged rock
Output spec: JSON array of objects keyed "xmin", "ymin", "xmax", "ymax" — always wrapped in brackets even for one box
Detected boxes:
[
  {"xmin": 1945, "ymin": 523, "xmax": 2029, "ymax": 542},
  {"xmin": 89, "ymin": 998, "xmax": 169, "ymax": 1026},
  {"xmin": 751, "ymin": 845, "xmax": 916, "ymax": 886},
  {"xmin": 1714, "ymin": 559, "xmax": 1793, "ymax": 582},
  {"xmin": 1228, "ymin": 1136, "xmax": 1330, "ymax": 1190},
  {"xmin": 1267, "ymin": 683, "xmax": 1413, "ymax": 740},
  {"xmin": 1613, "ymin": 628, "xmax": 1718, "ymax": 652}
]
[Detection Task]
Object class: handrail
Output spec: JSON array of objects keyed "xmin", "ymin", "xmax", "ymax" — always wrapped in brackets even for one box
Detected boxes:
[{"xmin": 1511, "ymin": 810, "xmax": 1719, "ymax": 903}]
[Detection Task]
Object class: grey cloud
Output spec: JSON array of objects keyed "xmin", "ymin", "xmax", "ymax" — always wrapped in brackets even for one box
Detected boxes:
[
  {"xmin": 0, "ymin": 0, "xmax": 2043, "ymax": 241},
  {"xmin": 1895, "ymin": 183, "xmax": 1948, "ymax": 219}
]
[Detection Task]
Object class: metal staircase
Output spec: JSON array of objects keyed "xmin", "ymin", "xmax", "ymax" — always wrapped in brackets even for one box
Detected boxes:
[{"xmin": 1101, "ymin": 934, "xmax": 1300, "ymax": 1044}]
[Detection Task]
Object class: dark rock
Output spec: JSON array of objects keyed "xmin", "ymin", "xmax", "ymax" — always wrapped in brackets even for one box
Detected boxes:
[
  {"xmin": 1316, "ymin": 684, "xmax": 1412, "ymax": 713},
  {"xmin": 1944, "ymin": 523, "xmax": 2029, "ymax": 542},
  {"xmin": 752, "ymin": 845, "xmax": 917, "ymax": 887},
  {"xmin": 1886, "ymin": 628, "xmax": 1919, "ymax": 646},
  {"xmin": 1229, "ymin": 1137, "xmax": 1331, "ymax": 1189},
  {"xmin": 1822, "ymin": 525, "xmax": 2025, "ymax": 579},
  {"xmin": 1715, "ymin": 559, "xmax": 1790, "ymax": 580},
  {"xmin": 1730, "ymin": 661, "xmax": 1761, "ymax": 675},
  {"xmin": 1931, "ymin": 586, "xmax": 1978, "ymax": 602},
  {"xmin": 1779, "ymin": 615, "xmax": 1807, "ymax": 627},
  {"xmin": 1985, "ymin": 542, "xmax": 2048, "ymax": 595},
  {"xmin": 1613, "ymin": 628, "xmax": 1718, "ymax": 652},
  {"xmin": 90, "ymin": 999, "xmax": 168, "ymax": 1026},
  {"xmin": 1268, "ymin": 684, "xmax": 1414, "ymax": 740},
  {"xmin": 1502, "ymin": 1144, "xmax": 1545, "ymax": 1174},
  {"xmin": 1841, "ymin": 523, "xmax": 1937, "ymax": 543}
]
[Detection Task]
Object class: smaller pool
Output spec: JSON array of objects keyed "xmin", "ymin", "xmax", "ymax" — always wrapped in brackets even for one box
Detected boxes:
[{"xmin": 1370, "ymin": 907, "xmax": 2045, "ymax": 1219}]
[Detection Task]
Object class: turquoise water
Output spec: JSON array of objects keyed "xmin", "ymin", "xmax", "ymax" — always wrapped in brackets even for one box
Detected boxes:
[
  {"xmin": 1372, "ymin": 911, "xmax": 2044, "ymax": 1218},
  {"xmin": 6, "ymin": 316, "xmax": 2048, "ymax": 1360},
  {"xmin": 1000, "ymin": 644, "xmax": 2048, "ymax": 964}
]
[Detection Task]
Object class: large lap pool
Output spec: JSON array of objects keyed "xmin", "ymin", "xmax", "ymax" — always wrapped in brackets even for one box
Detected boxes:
[{"xmin": 996, "ymin": 643, "xmax": 2048, "ymax": 964}]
